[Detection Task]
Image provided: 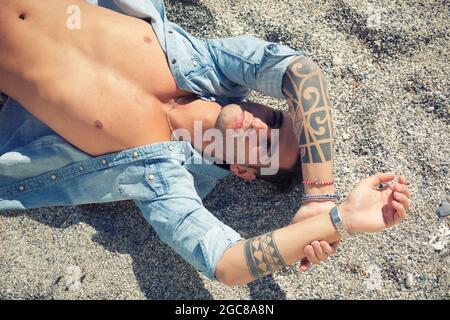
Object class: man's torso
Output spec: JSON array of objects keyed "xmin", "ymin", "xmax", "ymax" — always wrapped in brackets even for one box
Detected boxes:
[{"xmin": 0, "ymin": 0, "xmax": 192, "ymax": 156}]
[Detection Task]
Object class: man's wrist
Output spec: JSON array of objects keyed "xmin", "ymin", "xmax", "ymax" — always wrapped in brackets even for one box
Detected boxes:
[
  {"xmin": 303, "ymin": 183, "xmax": 335, "ymax": 195},
  {"xmin": 302, "ymin": 199, "xmax": 336, "ymax": 206},
  {"xmin": 337, "ymin": 201, "xmax": 353, "ymax": 233}
]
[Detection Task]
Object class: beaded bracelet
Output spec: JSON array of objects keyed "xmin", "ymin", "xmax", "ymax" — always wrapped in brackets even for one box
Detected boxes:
[
  {"xmin": 303, "ymin": 179, "xmax": 335, "ymax": 185},
  {"xmin": 301, "ymin": 193, "xmax": 337, "ymax": 203}
]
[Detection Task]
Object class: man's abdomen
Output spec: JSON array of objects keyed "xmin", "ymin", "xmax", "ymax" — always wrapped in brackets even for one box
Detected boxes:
[{"xmin": 0, "ymin": 0, "xmax": 187, "ymax": 156}]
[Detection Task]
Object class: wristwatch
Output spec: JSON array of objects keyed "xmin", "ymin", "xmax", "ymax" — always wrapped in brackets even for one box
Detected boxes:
[{"xmin": 329, "ymin": 206, "xmax": 351, "ymax": 239}]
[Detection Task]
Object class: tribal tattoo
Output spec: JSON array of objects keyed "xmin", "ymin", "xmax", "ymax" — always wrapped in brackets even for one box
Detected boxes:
[
  {"xmin": 244, "ymin": 231, "xmax": 286, "ymax": 279},
  {"xmin": 282, "ymin": 56, "xmax": 333, "ymax": 164}
]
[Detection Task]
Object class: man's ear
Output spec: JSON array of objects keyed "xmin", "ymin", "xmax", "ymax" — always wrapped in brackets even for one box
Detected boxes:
[{"xmin": 230, "ymin": 164, "xmax": 257, "ymax": 181}]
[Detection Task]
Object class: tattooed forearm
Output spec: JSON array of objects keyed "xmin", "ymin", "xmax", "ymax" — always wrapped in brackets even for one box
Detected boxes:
[
  {"xmin": 244, "ymin": 231, "xmax": 286, "ymax": 279},
  {"xmin": 282, "ymin": 55, "xmax": 333, "ymax": 164}
]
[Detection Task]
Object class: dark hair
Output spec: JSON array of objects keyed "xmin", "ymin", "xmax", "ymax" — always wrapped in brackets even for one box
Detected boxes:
[
  {"xmin": 214, "ymin": 157, "xmax": 302, "ymax": 193},
  {"xmin": 257, "ymin": 156, "xmax": 302, "ymax": 192}
]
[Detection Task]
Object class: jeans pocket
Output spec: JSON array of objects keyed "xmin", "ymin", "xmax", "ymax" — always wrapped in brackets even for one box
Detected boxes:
[{"xmin": 144, "ymin": 160, "xmax": 169, "ymax": 198}]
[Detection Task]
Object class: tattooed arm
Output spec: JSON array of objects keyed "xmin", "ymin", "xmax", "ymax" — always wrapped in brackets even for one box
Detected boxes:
[
  {"xmin": 215, "ymin": 173, "xmax": 410, "ymax": 286},
  {"xmin": 216, "ymin": 205, "xmax": 342, "ymax": 286},
  {"xmin": 282, "ymin": 55, "xmax": 335, "ymax": 198}
]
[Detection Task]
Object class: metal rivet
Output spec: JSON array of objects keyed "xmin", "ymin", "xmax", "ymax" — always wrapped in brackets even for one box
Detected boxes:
[
  {"xmin": 19, "ymin": 185, "xmax": 25, "ymax": 191},
  {"xmin": 102, "ymin": 159, "xmax": 107, "ymax": 165},
  {"xmin": 79, "ymin": 165, "xmax": 84, "ymax": 171},
  {"xmin": 51, "ymin": 174, "xmax": 57, "ymax": 181},
  {"xmin": 148, "ymin": 175, "xmax": 155, "ymax": 181},
  {"xmin": 171, "ymin": 59, "xmax": 177, "ymax": 64},
  {"xmin": 132, "ymin": 152, "xmax": 139, "ymax": 158},
  {"xmin": 168, "ymin": 146, "xmax": 174, "ymax": 151}
]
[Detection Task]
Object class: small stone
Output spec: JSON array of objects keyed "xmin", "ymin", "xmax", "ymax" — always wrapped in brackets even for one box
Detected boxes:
[
  {"xmin": 343, "ymin": 23, "xmax": 352, "ymax": 34},
  {"xmin": 332, "ymin": 56, "xmax": 343, "ymax": 66},
  {"xmin": 441, "ymin": 165, "xmax": 449, "ymax": 175},
  {"xmin": 436, "ymin": 202, "xmax": 450, "ymax": 218},
  {"xmin": 405, "ymin": 273, "xmax": 414, "ymax": 288},
  {"xmin": 427, "ymin": 107, "xmax": 435, "ymax": 112},
  {"xmin": 406, "ymin": 258, "xmax": 413, "ymax": 267},
  {"xmin": 350, "ymin": 24, "xmax": 360, "ymax": 34},
  {"xmin": 342, "ymin": 133, "xmax": 350, "ymax": 140},
  {"xmin": 405, "ymin": 81, "xmax": 414, "ymax": 93}
]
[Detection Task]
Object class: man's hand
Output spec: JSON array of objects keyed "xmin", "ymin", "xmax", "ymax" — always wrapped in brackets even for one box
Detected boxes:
[
  {"xmin": 339, "ymin": 173, "xmax": 410, "ymax": 233},
  {"xmin": 290, "ymin": 201, "xmax": 339, "ymax": 272}
]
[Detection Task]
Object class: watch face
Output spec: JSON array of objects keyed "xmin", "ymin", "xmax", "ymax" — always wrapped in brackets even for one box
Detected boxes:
[{"xmin": 329, "ymin": 206, "xmax": 349, "ymax": 239}]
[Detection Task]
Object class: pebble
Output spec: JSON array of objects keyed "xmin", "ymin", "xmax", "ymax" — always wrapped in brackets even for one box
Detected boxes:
[
  {"xmin": 436, "ymin": 202, "xmax": 450, "ymax": 218},
  {"xmin": 441, "ymin": 165, "xmax": 449, "ymax": 175},
  {"xmin": 342, "ymin": 133, "xmax": 351, "ymax": 140},
  {"xmin": 407, "ymin": 259, "xmax": 414, "ymax": 268},
  {"xmin": 405, "ymin": 273, "xmax": 414, "ymax": 288},
  {"xmin": 332, "ymin": 56, "xmax": 344, "ymax": 66},
  {"xmin": 405, "ymin": 81, "xmax": 414, "ymax": 92}
]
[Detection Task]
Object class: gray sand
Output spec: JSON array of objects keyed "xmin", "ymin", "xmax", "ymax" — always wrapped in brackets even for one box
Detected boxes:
[{"xmin": 0, "ymin": 0, "xmax": 449, "ymax": 299}]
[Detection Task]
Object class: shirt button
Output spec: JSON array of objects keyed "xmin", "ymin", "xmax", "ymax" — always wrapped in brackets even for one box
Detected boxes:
[
  {"xmin": 132, "ymin": 152, "xmax": 139, "ymax": 158},
  {"xmin": 168, "ymin": 146, "xmax": 174, "ymax": 151},
  {"xmin": 171, "ymin": 59, "xmax": 177, "ymax": 64},
  {"xmin": 51, "ymin": 174, "xmax": 57, "ymax": 181},
  {"xmin": 101, "ymin": 159, "xmax": 108, "ymax": 165},
  {"xmin": 19, "ymin": 185, "xmax": 25, "ymax": 191},
  {"xmin": 148, "ymin": 175, "xmax": 155, "ymax": 181}
]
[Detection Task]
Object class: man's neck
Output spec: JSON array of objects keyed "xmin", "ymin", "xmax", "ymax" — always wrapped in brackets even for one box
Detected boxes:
[{"xmin": 166, "ymin": 96, "xmax": 222, "ymax": 152}]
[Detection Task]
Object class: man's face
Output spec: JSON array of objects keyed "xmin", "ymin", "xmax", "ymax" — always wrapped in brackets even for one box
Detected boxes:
[{"xmin": 214, "ymin": 101, "xmax": 300, "ymax": 178}]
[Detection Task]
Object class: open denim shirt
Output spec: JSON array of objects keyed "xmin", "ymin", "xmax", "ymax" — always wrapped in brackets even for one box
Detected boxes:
[{"xmin": 0, "ymin": 0, "xmax": 301, "ymax": 280}]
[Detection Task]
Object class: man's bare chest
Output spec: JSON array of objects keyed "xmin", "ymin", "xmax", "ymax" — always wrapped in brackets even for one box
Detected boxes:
[{"xmin": 0, "ymin": 0, "xmax": 192, "ymax": 156}]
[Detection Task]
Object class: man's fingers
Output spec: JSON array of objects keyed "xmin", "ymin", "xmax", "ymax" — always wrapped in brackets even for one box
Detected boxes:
[
  {"xmin": 330, "ymin": 241, "xmax": 340, "ymax": 250},
  {"xmin": 392, "ymin": 200, "xmax": 407, "ymax": 220},
  {"xmin": 311, "ymin": 241, "xmax": 328, "ymax": 261},
  {"xmin": 367, "ymin": 172, "xmax": 396, "ymax": 188},
  {"xmin": 394, "ymin": 191, "xmax": 410, "ymax": 209},
  {"xmin": 299, "ymin": 258, "xmax": 311, "ymax": 272},
  {"xmin": 398, "ymin": 175, "xmax": 409, "ymax": 185},
  {"xmin": 305, "ymin": 245, "xmax": 320, "ymax": 264},
  {"xmin": 320, "ymin": 241, "xmax": 336, "ymax": 255},
  {"xmin": 392, "ymin": 183, "xmax": 411, "ymax": 198}
]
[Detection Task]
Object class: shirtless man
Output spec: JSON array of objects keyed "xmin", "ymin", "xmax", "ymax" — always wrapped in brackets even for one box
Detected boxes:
[{"xmin": 0, "ymin": 0, "xmax": 410, "ymax": 286}]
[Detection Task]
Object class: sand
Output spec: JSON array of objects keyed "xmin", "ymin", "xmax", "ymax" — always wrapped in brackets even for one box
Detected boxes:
[{"xmin": 0, "ymin": 0, "xmax": 449, "ymax": 299}]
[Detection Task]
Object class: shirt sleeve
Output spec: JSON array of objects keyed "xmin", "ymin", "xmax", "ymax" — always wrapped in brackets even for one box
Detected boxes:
[
  {"xmin": 205, "ymin": 36, "xmax": 306, "ymax": 100},
  {"xmin": 133, "ymin": 160, "xmax": 244, "ymax": 281}
]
